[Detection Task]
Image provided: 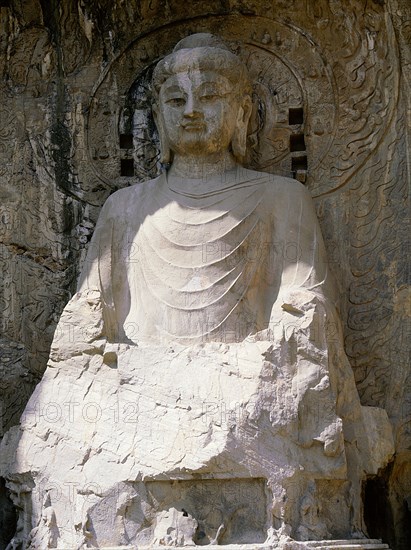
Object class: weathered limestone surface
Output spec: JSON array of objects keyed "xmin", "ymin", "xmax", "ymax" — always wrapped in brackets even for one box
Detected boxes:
[
  {"xmin": 0, "ymin": 286, "xmax": 394, "ymax": 546},
  {"xmin": 0, "ymin": 0, "xmax": 409, "ymax": 548}
]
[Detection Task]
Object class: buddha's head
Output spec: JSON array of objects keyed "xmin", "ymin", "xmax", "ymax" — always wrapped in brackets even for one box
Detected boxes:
[{"xmin": 152, "ymin": 33, "xmax": 252, "ymax": 164}]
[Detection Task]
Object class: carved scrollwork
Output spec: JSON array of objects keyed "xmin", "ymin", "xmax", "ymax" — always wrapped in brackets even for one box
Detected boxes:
[{"xmin": 85, "ymin": 8, "xmax": 398, "ymax": 197}]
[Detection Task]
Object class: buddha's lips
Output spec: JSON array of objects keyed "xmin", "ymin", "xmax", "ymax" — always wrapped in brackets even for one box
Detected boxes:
[{"xmin": 181, "ymin": 122, "xmax": 205, "ymax": 130}]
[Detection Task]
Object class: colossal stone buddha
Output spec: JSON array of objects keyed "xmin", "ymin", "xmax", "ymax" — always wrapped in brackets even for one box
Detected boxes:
[
  {"xmin": 78, "ymin": 33, "xmax": 328, "ymax": 346},
  {"xmin": 0, "ymin": 34, "xmax": 394, "ymax": 548}
]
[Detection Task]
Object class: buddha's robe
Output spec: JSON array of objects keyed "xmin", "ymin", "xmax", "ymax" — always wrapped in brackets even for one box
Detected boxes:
[{"xmin": 78, "ymin": 167, "xmax": 329, "ymax": 344}]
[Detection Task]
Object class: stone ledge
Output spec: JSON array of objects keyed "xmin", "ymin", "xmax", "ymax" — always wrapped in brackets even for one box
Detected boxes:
[
  {"xmin": 305, "ymin": 540, "xmax": 389, "ymax": 549},
  {"xmin": 58, "ymin": 540, "xmax": 389, "ymax": 550}
]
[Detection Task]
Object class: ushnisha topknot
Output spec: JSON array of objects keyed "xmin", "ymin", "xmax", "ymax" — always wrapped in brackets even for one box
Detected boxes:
[{"xmin": 152, "ymin": 33, "xmax": 251, "ymax": 100}]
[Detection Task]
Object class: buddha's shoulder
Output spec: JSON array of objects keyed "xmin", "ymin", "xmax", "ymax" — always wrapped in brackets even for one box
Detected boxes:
[
  {"xmin": 100, "ymin": 175, "xmax": 162, "ymax": 215},
  {"xmin": 241, "ymin": 168, "xmax": 311, "ymax": 200}
]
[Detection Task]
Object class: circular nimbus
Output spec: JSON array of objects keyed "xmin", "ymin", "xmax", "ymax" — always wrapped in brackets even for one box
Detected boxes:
[{"xmin": 86, "ymin": 13, "xmax": 398, "ymax": 197}]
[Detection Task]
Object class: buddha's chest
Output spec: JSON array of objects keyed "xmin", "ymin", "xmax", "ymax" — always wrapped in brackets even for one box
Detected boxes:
[
  {"xmin": 121, "ymin": 183, "xmax": 277, "ymax": 342},
  {"xmin": 138, "ymin": 201, "xmax": 265, "ymax": 274}
]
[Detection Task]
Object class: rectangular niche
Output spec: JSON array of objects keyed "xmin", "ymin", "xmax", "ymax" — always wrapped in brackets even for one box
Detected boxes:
[
  {"xmin": 119, "ymin": 133, "xmax": 134, "ymax": 149},
  {"xmin": 290, "ymin": 133, "xmax": 306, "ymax": 152},
  {"xmin": 288, "ymin": 107, "xmax": 304, "ymax": 125},
  {"xmin": 120, "ymin": 158, "xmax": 134, "ymax": 176},
  {"xmin": 145, "ymin": 477, "xmax": 268, "ymax": 545},
  {"xmin": 291, "ymin": 155, "xmax": 308, "ymax": 171}
]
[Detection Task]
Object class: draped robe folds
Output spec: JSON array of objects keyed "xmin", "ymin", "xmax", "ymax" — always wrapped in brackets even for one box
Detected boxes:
[{"xmin": 78, "ymin": 167, "xmax": 330, "ymax": 345}]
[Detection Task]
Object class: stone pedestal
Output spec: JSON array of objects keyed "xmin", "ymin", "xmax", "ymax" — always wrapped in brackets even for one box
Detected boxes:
[
  {"xmin": 0, "ymin": 291, "xmax": 394, "ymax": 548},
  {"xmin": 54, "ymin": 540, "xmax": 390, "ymax": 549}
]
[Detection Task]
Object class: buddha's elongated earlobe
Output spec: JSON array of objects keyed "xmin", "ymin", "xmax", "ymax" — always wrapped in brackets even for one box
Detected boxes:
[
  {"xmin": 232, "ymin": 95, "xmax": 252, "ymax": 161},
  {"xmin": 153, "ymin": 105, "xmax": 171, "ymax": 164}
]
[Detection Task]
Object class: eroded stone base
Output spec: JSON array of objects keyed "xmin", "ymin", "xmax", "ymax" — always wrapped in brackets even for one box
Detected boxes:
[
  {"xmin": 52, "ymin": 539, "xmax": 390, "ymax": 550},
  {"xmin": 0, "ymin": 291, "xmax": 395, "ymax": 547}
]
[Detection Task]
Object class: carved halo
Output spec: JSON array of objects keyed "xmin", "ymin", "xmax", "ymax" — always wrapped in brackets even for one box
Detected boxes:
[{"xmin": 86, "ymin": 14, "xmax": 398, "ymax": 198}]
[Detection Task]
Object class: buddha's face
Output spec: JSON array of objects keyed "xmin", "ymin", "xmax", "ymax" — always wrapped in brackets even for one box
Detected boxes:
[{"xmin": 156, "ymin": 68, "xmax": 245, "ymax": 157}]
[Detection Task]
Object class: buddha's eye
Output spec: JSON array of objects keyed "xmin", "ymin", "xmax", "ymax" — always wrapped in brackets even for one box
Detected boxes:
[
  {"xmin": 199, "ymin": 94, "xmax": 220, "ymax": 102},
  {"xmin": 198, "ymin": 86, "xmax": 222, "ymax": 101},
  {"xmin": 166, "ymin": 97, "xmax": 185, "ymax": 107}
]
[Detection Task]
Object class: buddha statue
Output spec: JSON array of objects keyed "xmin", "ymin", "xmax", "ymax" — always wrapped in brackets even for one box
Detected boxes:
[
  {"xmin": 78, "ymin": 33, "xmax": 329, "ymax": 347},
  {"xmin": 1, "ymin": 33, "xmax": 394, "ymax": 548}
]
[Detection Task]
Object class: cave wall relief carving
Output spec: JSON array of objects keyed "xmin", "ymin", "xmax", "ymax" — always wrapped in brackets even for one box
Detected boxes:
[
  {"xmin": 85, "ymin": 12, "xmax": 399, "ymax": 198},
  {"xmin": 0, "ymin": 0, "xmax": 409, "ymax": 547}
]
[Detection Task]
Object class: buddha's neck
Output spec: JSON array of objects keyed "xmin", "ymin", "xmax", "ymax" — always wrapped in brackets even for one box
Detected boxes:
[{"xmin": 169, "ymin": 151, "xmax": 237, "ymax": 179}]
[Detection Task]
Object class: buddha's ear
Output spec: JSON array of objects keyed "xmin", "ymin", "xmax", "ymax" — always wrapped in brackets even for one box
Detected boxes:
[
  {"xmin": 152, "ymin": 104, "xmax": 171, "ymax": 164},
  {"xmin": 232, "ymin": 95, "xmax": 252, "ymax": 161}
]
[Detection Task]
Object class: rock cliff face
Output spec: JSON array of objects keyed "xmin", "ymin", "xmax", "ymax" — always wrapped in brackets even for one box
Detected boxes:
[{"xmin": 0, "ymin": 1, "xmax": 409, "ymax": 548}]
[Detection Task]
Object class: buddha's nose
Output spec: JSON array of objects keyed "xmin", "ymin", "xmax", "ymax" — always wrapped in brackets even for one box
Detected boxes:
[{"xmin": 183, "ymin": 94, "xmax": 201, "ymax": 117}]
